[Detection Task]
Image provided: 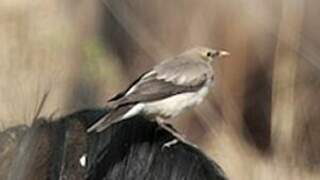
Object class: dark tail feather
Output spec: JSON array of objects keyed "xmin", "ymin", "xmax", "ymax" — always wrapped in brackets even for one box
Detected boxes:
[{"xmin": 87, "ymin": 105, "xmax": 134, "ymax": 133}]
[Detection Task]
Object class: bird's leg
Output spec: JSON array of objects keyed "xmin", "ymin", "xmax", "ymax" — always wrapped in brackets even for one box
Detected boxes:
[{"xmin": 156, "ymin": 118, "xmax": 198, "ymax": 149}]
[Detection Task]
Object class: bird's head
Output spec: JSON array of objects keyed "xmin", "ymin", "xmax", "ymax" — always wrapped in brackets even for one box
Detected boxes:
[{"xmin": 184, "ymin": 46, "xmax": 230, "ymax": 63}]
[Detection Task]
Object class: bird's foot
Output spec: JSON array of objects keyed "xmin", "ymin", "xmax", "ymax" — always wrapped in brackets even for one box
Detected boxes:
[
  {"xmin": 161, "ymin": 137, "xmax": 198, "ymax": 150},
  {"xmin": 156, "ymin": 118, "xmax": 198, "ymax": 150},
  {"xmin": 162, "ymin": 139, "xmax": 179, "ymax": 149}
]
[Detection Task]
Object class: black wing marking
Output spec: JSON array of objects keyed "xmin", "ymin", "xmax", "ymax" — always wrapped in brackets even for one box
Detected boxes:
[
  {"xmin": 87, "ymin": 104, "xmax": 135, "ymax": 133},
  {"xmin": 111, "ymin": 73, "xmax": 207, "ymax": 107},
  {"xmin": 108, "ymin": 71, "xmax": 151, "ymax": 102}
]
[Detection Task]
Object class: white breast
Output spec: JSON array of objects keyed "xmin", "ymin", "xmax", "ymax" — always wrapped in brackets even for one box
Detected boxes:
[{"xmin": 143, "ymin": 86, "xmax": 209, "ymax": 118}]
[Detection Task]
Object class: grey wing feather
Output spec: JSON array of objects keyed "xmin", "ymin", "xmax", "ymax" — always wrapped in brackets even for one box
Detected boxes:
[
  {"xmin": 87, "ymin": 104, "xmax": 135, "ymax": 133},
  {"xmin": 87, "ymin": 56, "xmax": 212, "ymax": 133},
  {"xmin": 112, "ymin": 57, "xmax": 212, "ymax": 106},
  {"xmin": 110, "ymin": 56, "xmax": 212, "ymax": 105},
  {"xmin": 87, "ymin": 72, "xmax": 207, "ymax": 133},
  {"xmin": 154, "ymin": 57, "xmax": 212, "ymax": 86},
  {"xmin": 111, "ymin": 75, "xmax": 209, "ymax": 107}
]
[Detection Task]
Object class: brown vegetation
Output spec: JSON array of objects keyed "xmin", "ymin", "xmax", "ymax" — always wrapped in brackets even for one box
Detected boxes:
[{"xmin": 1, "ymin": 0, "xmax": 320, "ymax": 179}]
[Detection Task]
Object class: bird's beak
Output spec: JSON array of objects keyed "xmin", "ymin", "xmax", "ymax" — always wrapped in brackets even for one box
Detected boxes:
[{"xmin": 218, "ymin": 50, "xmax": 230, "ymax": 57}]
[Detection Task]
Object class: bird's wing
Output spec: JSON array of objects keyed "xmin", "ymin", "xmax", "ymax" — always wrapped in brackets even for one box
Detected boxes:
[
  {"xmin": 87, "ymin": 58, "xmax": 212, "ymax": 133},
  {"xmin": 110, "ymin": 57, "xmax": 212, "ymax": 107},
  {"xmin": 107, "ymin": 71, "xmax": 151, "ymax": 102},
  {"xmin": 154, "ymin": 57, "xmax": 213, "ymax": 86},
  {"xmin": 87, "ymin": 104, "xmax": 135, "ymax": 133}
]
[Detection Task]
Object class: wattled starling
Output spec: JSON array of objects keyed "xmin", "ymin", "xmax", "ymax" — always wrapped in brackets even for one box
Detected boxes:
[{"xmin": 87, "ymin": 46, "xmax": 229, "ymax": 145}]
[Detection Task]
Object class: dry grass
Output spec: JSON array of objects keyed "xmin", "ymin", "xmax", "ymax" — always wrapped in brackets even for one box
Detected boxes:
[{"xmin": 1, "ymin": 0, "xmax": 320, "ymax": 179}]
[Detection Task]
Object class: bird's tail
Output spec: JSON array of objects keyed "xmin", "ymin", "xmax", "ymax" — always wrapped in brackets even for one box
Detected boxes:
[{"xmin": 87, "ymin": 105, "xmax": 135, "ymax": 133}]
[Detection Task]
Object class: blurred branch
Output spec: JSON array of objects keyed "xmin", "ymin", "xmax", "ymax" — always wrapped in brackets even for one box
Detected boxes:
[
  {"xmin": 101, "ymin": 0, "xmax": 170, "ymax": 59},
  {"xmin": 271, "ymin": 0, "xmax": 304, "ymax": 158}
]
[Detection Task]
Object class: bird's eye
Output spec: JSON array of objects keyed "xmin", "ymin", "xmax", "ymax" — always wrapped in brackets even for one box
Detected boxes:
[{"xmin": 206, "ymin": 52, "xmax": 212, "ymax": 57}]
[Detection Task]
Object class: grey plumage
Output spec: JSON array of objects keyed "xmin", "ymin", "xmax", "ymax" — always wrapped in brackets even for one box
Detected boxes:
[{"xmin": 87, "ymin": 46, "xmax": 229, "ymax": 133}]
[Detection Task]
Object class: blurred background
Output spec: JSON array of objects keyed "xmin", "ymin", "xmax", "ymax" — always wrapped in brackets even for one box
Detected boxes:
[{"xmin": 1, "ymin": 0, "xmax": 320, "ymax": 179}]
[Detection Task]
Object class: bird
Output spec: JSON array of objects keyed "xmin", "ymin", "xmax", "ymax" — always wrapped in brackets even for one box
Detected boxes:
[{"xmin": 87, "ymin": 46, "xmax": 229, "ymax": 145}]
